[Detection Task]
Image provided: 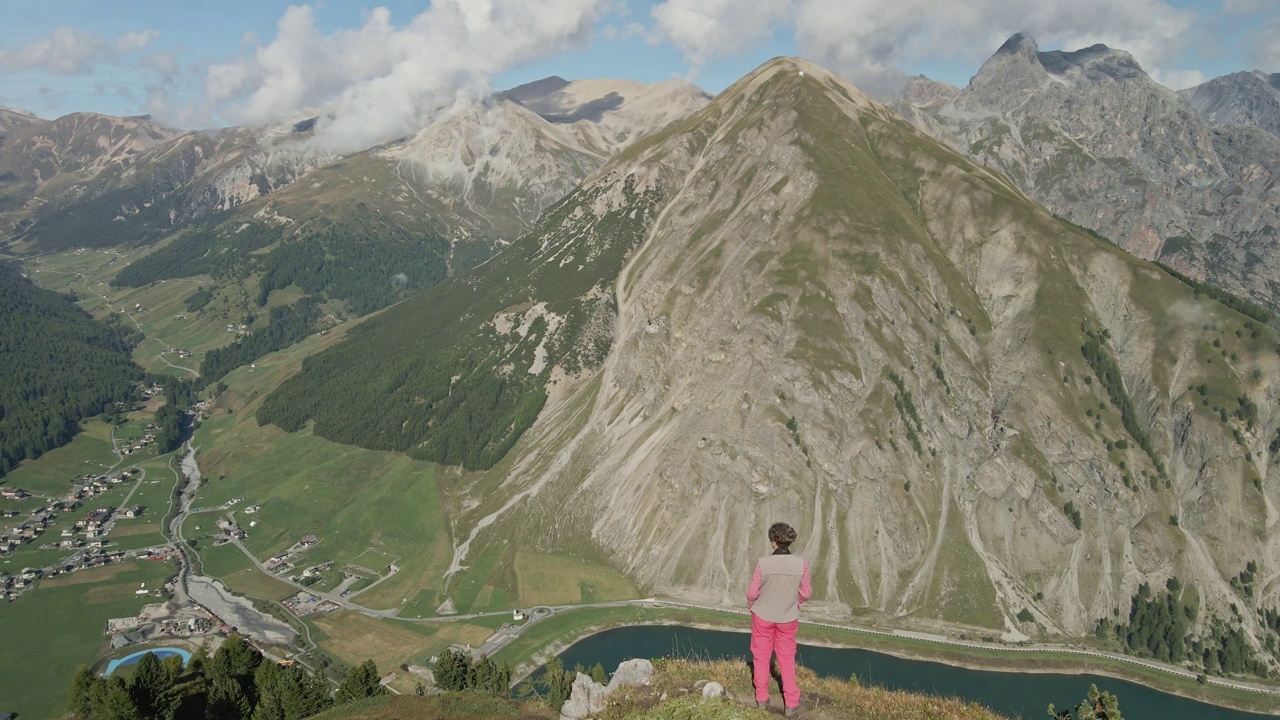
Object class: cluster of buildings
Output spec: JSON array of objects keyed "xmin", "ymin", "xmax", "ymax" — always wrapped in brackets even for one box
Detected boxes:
[
  {"xmin": 118, "ymin": 433, "xmax": 157, "ymax": 456},
  {"xmin": 282, "ymin": 590, "xmax": 338, "ymax": 616},
  {"xmin": 0, "ymin": 487, "xmax": 30, "ymax": 501},
  {"xmin": 1, "ymin": 507, "xmax": 58, "ymax": 557},
  {"xmin": 70, "ymin": 468, "xmax": 139, "ymax": 502},
  {"xmin": 226, "ymin": 322, "xmax": 249, "ymax": 335},
  {"xmin": 107, "ymin": 601, "xmax": 219, "ymax": 649},
  {"xmin": 263, "ymin": 535, "xmax": 322, "ymax": 580}
]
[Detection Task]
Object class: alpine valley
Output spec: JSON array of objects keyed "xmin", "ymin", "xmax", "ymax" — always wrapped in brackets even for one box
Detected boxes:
[{"xmin": 4, "ymin": 33, "xmax": 1280, "ymax": 720}]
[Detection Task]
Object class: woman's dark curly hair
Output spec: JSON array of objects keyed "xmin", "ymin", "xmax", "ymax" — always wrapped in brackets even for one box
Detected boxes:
[{"xmin": 769, "ymin": 522, "xmax": 798, "ymax": 549}]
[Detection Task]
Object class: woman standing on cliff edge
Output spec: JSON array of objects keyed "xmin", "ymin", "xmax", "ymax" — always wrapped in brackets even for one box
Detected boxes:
[{"xmin": 746, "ymin": 522, "xmax": 812, "ymax": 717}]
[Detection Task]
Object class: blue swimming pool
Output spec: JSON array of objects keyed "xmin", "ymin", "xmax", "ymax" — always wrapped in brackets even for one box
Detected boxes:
[{"xmin": 103, "ymin": 647, "xmax": 192, "ymax": 676}]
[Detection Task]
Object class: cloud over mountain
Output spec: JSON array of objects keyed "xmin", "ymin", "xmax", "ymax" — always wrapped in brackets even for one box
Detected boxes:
[
  {"xmin": 653, "ymin": 0, "xmax": 1199, "ymax": 95},
  {"xmin": 202, "ymin": 0, "xmax": 603, "ymax": 154}
]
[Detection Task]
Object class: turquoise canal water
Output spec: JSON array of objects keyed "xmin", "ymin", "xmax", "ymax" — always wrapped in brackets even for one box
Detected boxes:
[
  {"xmin": 552, "ymin": 626, "xmax": 1278, "ymax": 719},
  {"xmin": 103, "ymin": 647, "xmax": 192, "ymax": 676}
]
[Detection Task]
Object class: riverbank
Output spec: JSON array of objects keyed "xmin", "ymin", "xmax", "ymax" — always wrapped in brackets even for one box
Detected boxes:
[{"xmin": 494, "ymin": 603, "xmax": 1280, "ymax": 716}]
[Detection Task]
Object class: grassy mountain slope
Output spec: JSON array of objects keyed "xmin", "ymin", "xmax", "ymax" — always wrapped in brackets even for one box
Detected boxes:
[{"xmin": 262, "ymin": 57, "xmax": 1280, "ymax": 665}]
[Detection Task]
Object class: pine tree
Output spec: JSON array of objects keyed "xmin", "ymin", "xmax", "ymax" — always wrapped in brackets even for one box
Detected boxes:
[
  {"xmin": 130, "ymin": 652, "xmax": 180, "ymax": 720},
  {"xmin": 1048, "ymin": 684, "xmax": 1123, "ymax": 719},
  {"xmin": 589, "ymin": 662, "xmax": 606, "ymax": 684},
  {"xmin": 471, "ymin": 655, "xmax": 494, "ymax": 693},
  {"xmin": 68, "ymin": 665, "xmax": 103, "ymax": 718},
  {"xmin": 206, "ymin": 676, "xmax": 252, "ymax": 720},
  {"xmin": 541, "ymin": 657, "xmax": 574, "ymax": 712},
  {"xmin": 336, "ymin": 659, "xmax": 386, "ymax": 703},
  {"xmin": 100, "ymin": 676, "xmax": 143, "ymax": 720}
]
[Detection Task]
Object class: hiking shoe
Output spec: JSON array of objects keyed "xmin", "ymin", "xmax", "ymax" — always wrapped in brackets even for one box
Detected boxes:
[
  {"xmin": 756, "ymin": 701, "xmax": 768, "ymax": 709},
  {"xmin": 784, "ymin": 705, "xmax": 801, "ymax": 718}
]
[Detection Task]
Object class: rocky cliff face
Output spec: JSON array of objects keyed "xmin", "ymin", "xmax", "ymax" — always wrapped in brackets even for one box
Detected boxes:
[
  {"xmin": 1182, "ymin": 71, "xmax": 1280, "ymax": 138},
  {"xmin": 368, "ymin": 59, "xmax": 1280, "ymax": 655},
  {"xmin": 888, "ymin": 34, "xmax": 1280, "ymax": 312}
]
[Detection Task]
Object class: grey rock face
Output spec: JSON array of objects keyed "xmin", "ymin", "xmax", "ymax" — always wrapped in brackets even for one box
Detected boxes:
[
  {"xmin": 559, "ymin": 673, "xmax": 610, "ymax": 720},
  {"xmin": 889, "ymin": 34, "xmax": 1280, "ymax": 311},
  {"xmin": 1182, "ymin": 71, "xmax": 1280, "ymax": 138},
  {"xmin": 460, "ymin": 58, "xmax": 1280, "ymax": 662}
]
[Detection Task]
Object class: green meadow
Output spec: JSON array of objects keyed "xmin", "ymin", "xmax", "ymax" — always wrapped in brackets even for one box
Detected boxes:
[{"xmin": 0, "ymin": 559, "xmax": 177, "ymax": 720}]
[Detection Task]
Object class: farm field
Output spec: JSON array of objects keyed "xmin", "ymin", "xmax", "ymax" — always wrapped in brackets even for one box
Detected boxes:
[
  {"xmin": 0, "ymin": 559, "xmax": 176, "ymax": 720},
  {"xmin": 307, "ymin": 610, "xmax": 493, "ymax": 676},
  {"xmin": 514, "ymin": 552, "xmax": 639, "ymax": 607}
]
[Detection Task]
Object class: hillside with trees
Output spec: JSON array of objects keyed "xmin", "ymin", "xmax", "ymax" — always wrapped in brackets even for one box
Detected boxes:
[{"xmin": 0, "ymin": 262, "xmax": 142, "ymax": 477}]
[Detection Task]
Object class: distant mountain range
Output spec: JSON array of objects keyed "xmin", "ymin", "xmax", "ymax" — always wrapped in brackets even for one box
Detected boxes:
[
  {"xmin": 0, "ymin": 77, "xmax": 710, "ymax": 318},
  {"xmin": 890, "ymin": 33, "xmax": 1280, "ymax": 312}
]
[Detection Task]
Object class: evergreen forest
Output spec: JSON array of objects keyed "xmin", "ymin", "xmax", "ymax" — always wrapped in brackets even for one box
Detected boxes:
[{"xmin": 0, "ymin": 262, "xmax": 142, "ymax": 477}]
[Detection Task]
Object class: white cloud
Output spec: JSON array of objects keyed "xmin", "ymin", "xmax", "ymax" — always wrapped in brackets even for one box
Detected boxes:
[
  {"xmin": 203, "ymin": 0, "xmax": 603, "ymax": 154},
  {"xmin": 798, "ymin": 0, "xmax": 1199, "ymax": 95},
  {"xmin": 650, "ymin": 0, "xmax": 790, "ymax": 71},
  {"xmin": 0, "ymin": 27, "xmax": 160, "ymax": 75},
  {"xmin": 1150, "ymin": 68, "xmax": 1207, "ymax": 90},
  {"xmin": 1253, "ymin": 17, "xmax": 1280, "ymax": 71},
  {"xmin": 115, "ymin": 30, "xmax": 159, "ymax": 54},
  {"xmin": 648, "ymin": 0, "xmax": 1202, "ymax": 96},
  {"xmin": 1222, "ymin": 0, "xmax": 1267, "ymax": 13}
]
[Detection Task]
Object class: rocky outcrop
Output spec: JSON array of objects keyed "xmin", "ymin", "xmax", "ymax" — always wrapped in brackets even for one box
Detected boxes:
[
  {"xmin": 888, "ymin": 34, "xmax": 1280, "ymax": 311},
  {"xmin": 1182, "ymin": 71, "xmax": 1280, "ymax": 138},
  {"xmin": 560, "ymin": 659, "xmax": 654, "ymax": 720}
]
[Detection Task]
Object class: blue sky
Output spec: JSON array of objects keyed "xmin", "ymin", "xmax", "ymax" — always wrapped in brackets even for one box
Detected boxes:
[{"xmin": 0, "ymin": 0, "xmax": 1275, "ymax": 129}]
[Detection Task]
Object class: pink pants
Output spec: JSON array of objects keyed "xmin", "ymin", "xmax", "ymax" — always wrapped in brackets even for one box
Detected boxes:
[{"xmin": 750, "ymin": 612, "xmax": 800, "ymax": 707}]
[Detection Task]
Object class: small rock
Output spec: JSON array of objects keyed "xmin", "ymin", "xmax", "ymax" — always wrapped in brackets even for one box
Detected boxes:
[
  {"xmin": 606, "ymin": 658, "xmax": 654, "ymax": 691},
  {"xmin": 702, "ymin": 681, "xmax": 724, "ymax": 698}
]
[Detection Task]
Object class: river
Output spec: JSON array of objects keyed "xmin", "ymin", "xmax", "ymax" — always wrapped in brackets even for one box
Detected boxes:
[
  {"xmin": 169, "ymin": 445, "xmax": 295, "ymax": 646},
  {"xmin": 553, "ymin": 625, "xmax": 1277, "ymax": 720}
]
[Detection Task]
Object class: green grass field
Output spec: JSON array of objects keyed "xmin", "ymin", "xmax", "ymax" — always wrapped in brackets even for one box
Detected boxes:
[
  {"xmin": 514, "ymin": 552, "xmax": 639, "ymax": 607},
  {"xmin": 22, "ymin": 246, "xmax": 242, "ymax": 377},
  {"xmin": 2, "ymin": 417, "xmax": 120, "ymax": 497},
  {"xmin": 0, "ymin": 559, "xmax": 177, "ymax": 720}
]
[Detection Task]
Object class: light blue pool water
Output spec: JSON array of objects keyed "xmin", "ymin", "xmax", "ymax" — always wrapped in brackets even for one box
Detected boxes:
[{"xmin": 103, "ymin": 647, "xmax": 192, "ymax": 676}]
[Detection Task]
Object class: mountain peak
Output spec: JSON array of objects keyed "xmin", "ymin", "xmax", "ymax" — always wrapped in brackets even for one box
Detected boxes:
[{"xmin": 995, "ymin": 32, "xmax": 1039, "ymax": 58}]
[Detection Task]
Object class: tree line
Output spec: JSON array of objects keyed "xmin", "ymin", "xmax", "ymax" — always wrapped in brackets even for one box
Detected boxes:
[
  {"xmin": 68, "ymin": 634, "xmax": 387, "ymax": 720},
  {"xmin": 0, "ymin": 262, "xmax": 141, "ymax": 478},
  {"xmin": 1097, "ymin": 578, "xmax": 1270, "ymax": 677},
  {"xmin": 1079, "ymin": 326, "xmax": 1164, "ymax": 476},
  {"xmin": 199, "ymin": 297, "xmax": 321, "ymax": 383},
  {"xmin": 253, "ymin": 212, "xmax": 449, "ymax": 316}
]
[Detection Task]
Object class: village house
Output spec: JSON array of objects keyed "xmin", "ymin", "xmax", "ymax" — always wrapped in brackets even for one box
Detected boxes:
[{"xmin": 122, "ymin": 506, "xmax": 143, "ymax": 519}]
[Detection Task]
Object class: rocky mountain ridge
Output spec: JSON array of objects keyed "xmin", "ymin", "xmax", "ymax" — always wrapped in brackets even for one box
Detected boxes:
[
  {"xmin": 889, "ymin": 34, "xmax": 1280, "ymax": 313},
  {"xmin": 259, "ymin": 57, "xmax": 1280, "ymax": 669},
  {"xmin": 1182, "ymin": 70, "xmax": 1280, "ymax": 138}
]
